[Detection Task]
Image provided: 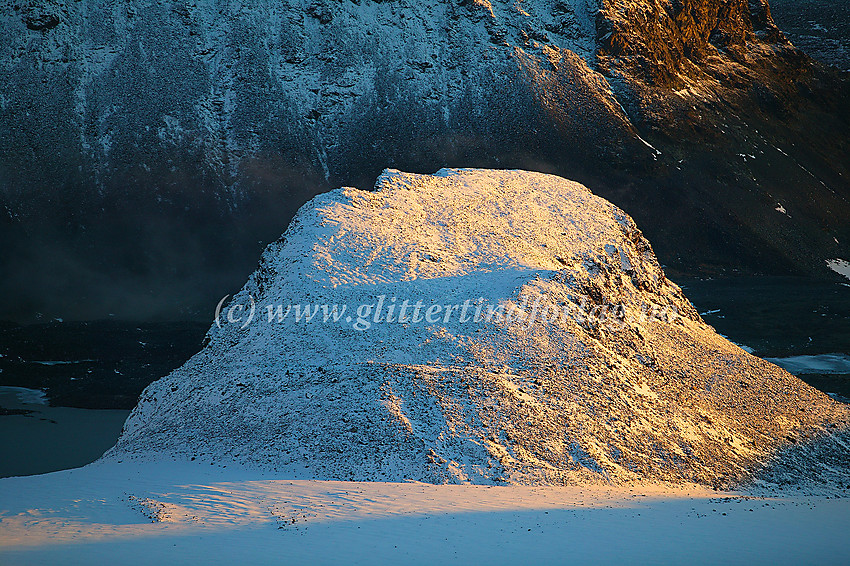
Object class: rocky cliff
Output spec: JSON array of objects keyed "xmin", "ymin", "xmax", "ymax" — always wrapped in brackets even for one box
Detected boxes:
[{"xmin": 1, "ymin": 0, "xmax": 848, "ymax": 320}]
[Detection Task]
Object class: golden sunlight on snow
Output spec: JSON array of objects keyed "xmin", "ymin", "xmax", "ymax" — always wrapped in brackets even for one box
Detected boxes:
[{"xmin": 2, "ymin": 463, "xmax": 849, "ymax": 564}]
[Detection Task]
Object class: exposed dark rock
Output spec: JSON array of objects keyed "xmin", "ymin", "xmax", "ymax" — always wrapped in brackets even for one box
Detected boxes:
[{"xmin": 24, "ymin": 12, "xmax": 59, "ymax": 30}]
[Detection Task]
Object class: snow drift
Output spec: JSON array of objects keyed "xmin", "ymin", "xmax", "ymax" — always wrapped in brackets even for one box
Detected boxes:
[{"xmin": 110, "ymin": 169, "xmax": 850, "ymax": 487}]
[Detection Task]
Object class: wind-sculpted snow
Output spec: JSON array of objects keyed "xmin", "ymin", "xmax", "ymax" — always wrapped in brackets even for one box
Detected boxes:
[{"xmin": 110, "ymin": 169, "xmax": 850, "ymax": 487}]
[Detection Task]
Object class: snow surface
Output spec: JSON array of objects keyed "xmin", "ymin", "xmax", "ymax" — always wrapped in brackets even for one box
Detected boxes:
[
  {"xmin": 109, "ymin": 169, "xmax": 850, "ymax": 489},
  {"xmin": 1, "ymin": 460, "xmax": 849, "ymax": 565},
  {"xmin": 0, "ymin": 386, "xmax": 47, "ymax": 406},
  {"xmin": 0, "ymin": 387, "xmax": 129, "ymax": 478},
  {"xmin": 766, "ymin": 354, "xmax": 850, "ymax": 375},
  {"xmin": 827, "ymin": 259, "xmax": 850, "ymax": 282}
]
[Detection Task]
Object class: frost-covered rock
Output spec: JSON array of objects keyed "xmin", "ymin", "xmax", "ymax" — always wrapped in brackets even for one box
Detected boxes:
[{"xmin": 110, "ymin": 169, "xmax": 850, "ymax": 487}]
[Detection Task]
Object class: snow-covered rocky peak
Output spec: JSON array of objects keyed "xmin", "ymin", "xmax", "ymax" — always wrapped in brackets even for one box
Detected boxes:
[{"xmin": 110, "ymin": 169, "xmax": 850, "ymax": 488}]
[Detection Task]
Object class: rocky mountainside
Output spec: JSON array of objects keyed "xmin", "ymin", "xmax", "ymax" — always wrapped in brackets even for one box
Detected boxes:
[
  {"xmin": 0, "ymin": 0, "xmax": 848, "ymax": 321},
  {"xmin": 770, "ymin": 0, "xmax": 850, "ymax": 71},
  {"xmin": 109, "ymin": 169, "xmax": 850, "ymax": 488}
]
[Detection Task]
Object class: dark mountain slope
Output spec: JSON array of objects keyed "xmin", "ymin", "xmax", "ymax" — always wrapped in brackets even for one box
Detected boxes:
[{"xmin": 0, "ymin": 0, "xmax": 847, "ymax": 320}]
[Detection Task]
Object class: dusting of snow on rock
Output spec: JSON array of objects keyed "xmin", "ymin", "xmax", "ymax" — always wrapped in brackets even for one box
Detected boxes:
[
  {"xmin": 109, "ymin": 169, "xmax": 850, "ymax": 488},
  {"xmin": 827, "ymin": 259, "xmax": 850, "ymax": 282}
]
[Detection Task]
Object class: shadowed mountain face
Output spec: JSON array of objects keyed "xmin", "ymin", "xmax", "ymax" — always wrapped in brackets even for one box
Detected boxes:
[
  {"xmin": 769, "ymin": 0, "xmax": 850, "ymax": 71},
  {"xmin": 1, "ymin": 0, "xmax": 848, "ymax": 321}
]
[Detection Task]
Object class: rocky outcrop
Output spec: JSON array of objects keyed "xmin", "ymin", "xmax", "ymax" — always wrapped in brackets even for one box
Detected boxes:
[
  {"xmin": 109, "ymin": 169, "xmax": 850, "ymax": 487},
  {"xmin": 597, "ymin": 0, "xmax": 787, "ymax": 85}
]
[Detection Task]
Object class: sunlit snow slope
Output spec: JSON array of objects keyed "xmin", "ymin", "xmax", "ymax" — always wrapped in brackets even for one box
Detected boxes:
[{"xmin": 110, "ymin": 169, "xmax": 850, "ymax": 488}]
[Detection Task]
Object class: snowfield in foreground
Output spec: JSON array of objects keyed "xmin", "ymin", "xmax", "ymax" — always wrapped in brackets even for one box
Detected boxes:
[{"xmin": 1, "ymin": 460, "xmax": 849, "ymax": 565}]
